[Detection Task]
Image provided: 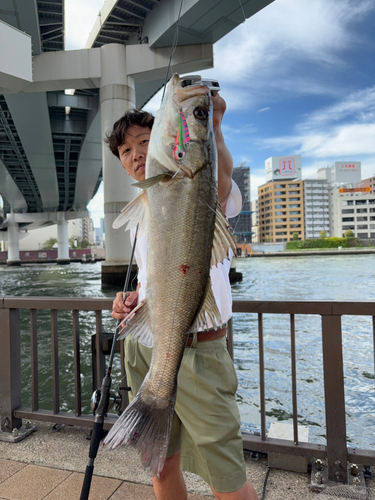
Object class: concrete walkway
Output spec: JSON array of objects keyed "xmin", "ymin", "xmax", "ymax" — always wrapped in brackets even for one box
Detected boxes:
[{"xmin": 0, "ymin": 421, "xmax": 373, "ymax": 499}]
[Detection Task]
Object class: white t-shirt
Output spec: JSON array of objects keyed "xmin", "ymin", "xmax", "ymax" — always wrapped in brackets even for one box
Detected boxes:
[{"xmin": 130, "ymin": 180, "xmax": 242, "ymax": 342}]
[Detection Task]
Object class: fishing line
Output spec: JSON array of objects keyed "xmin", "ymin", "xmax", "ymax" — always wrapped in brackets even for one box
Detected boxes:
[{"xmin": 161, "ymin": 0, "xmax": 184, "ymax": 103}]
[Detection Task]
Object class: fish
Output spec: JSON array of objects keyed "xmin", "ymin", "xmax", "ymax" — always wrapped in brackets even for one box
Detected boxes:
[{"xmin": 103, "ymin": 74, "xmax": 236, "ymax": 476}]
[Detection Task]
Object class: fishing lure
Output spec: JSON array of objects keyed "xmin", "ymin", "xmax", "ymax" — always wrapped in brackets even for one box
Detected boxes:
[{"xmin": 174, "ymin": 109, "xmax": 190, "ymax": 160}]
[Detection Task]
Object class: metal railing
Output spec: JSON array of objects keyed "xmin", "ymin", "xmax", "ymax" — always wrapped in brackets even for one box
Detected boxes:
[{"xmin": 1, "ymin": 296, "xmax": 375, "ymax": 483}]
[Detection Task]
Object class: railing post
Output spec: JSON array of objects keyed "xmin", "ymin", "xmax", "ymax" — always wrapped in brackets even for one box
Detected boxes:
[
  {"xmin": 0, "ymin": 308, "xmax": 22, "ymax": 432},
  {"xmin": 321, "ymin": 314, "xmax": 348, "ymax": 483}
]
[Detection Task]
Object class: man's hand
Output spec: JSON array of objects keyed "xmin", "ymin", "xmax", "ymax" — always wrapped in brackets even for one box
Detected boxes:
[{"xmin": 112, "ymin": 291, "xmax": 138, "ymax": 320}]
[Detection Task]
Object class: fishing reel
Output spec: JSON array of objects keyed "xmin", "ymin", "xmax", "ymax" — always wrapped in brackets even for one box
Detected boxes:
[
  {"xmin": 90, "ymin": 387, "xmax": 123, "ymax": 416},
  {"xmin": 180, "ymin": 75, "xmax": 221, "ymax": 96}
]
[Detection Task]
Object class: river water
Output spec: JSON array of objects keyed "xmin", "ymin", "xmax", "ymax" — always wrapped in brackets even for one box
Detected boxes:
[{"xmin": 0, "ymin": 254, "xmax": 374, "ymax": 449}]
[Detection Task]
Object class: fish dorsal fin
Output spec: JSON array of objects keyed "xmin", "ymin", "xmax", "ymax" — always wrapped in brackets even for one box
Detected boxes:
[
  {"xmin": 132, "ymin": 173, "xmax": 173, "ymax": 190},
  {"xmin": 211, "ymin": 202, "xmax": 237, "ymax": 267},
  {"xmin": 118, "ymin": 300, "xmax": 153, "ymax": 347},
  {"xmin": 112, "ymin": 190, "xmax": 149, "ymax": 231},
  {"xmin": 189, "ymin": 278, "xmax": 223, "ymax": 333}
]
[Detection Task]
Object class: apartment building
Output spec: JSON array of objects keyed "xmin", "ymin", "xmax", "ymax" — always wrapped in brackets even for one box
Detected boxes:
[
  {"xmin": 330, "ymin": 188, "xmax": 375, "ymax": 242},
  {"xmin": 230, "ymin": 165, "xmax": 252, "ymax": 243},
  {"xmin": 303, "ymin": 179, "xmax": 330, "ymax": 239},
  {"xmin": 250, "ymin": 199, "xmax": 258, "ymax": 243},
  {"xmin": 258, "ymin": 180, "xmax": 304, "ymax": 242},
  {"xmin": 357, "ymin": 175, "xmax": 375, "ymax": 194}
]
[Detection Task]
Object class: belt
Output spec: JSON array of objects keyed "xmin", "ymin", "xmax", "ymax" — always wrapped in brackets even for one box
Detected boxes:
[{"xmin": 186, "ymin": 327, "xmax": 226, "ymax": 348}]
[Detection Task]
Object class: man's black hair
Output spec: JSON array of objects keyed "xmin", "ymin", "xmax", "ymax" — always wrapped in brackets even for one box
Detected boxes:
[{"xmin": 105, "ymin": 108, "xmax": 154, "ymax": 158}]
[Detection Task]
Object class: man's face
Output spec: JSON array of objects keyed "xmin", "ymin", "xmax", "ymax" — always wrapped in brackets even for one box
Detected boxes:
[{"xmin": 117, "ymin": 125, "xmax": 151, "ymax": 182}]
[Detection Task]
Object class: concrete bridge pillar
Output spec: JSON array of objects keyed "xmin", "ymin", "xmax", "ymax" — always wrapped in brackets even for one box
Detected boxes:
[
  {"xmin": 6, "ymin": 213, "xmax": 21, "ymax": 266},
  {"xmin": 100, "ymin": 43, "xmax": 138, "ymax": 286},
  {"xmin": 56, "ymin": 212, "xmax": 70, "ymax": 265}
]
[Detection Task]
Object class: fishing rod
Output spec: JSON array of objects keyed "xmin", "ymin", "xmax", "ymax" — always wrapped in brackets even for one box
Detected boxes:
[{"xmin": 80, "ymin": 224, "xmax": 139, "ymax": 500}]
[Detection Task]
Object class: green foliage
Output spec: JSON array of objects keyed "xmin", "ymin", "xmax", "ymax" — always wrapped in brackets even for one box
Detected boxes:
[
  {"xmin": 69, "ymin": 236, "xmax": 92, "ymax": 249},
  {"xmin": 292, "ymin": 232, "xmax": 299, "ymax": 241},
  {"xmin": 344, "ymin": 229, "xmax": 355, "ymax": 238},
  {"xmin": 319, "ymin": 230, "xmax": 327, "ymax": 239},
  {"xmin": 286, "ymin": 236, "xmax": 362, "ymax": 250},
  {"xmin": 41, "ymin": 237, "xmax": 57, "ymax": 250},
  {"xmin": 265, "ymin": 235, "xmax": 270, "ymax": 242}
]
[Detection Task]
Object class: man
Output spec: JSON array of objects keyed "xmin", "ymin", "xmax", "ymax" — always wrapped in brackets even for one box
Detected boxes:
[{"xmin": 108, "ymin": 82, "xmax": 259, "ymax": 500}]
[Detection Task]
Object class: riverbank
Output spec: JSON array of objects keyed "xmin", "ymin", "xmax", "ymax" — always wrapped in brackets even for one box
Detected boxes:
[{"xmin": 245, "ymin": 247, "xmax": 375, "ymax": 257}]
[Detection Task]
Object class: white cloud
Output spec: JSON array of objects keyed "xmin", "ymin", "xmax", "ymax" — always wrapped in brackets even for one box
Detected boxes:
[
  {"xmin": 65, "ymin": 0, "xmax": 105, "ymax": 50},
  {"xmin": 199, "ymin": 0, "xmax": 375, "ymax": 110}
]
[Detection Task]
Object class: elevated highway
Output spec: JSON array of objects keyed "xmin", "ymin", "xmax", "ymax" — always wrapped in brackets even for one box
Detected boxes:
[{"xmin": 0, "ymin": 0, "xmax": 273, "ymax": 279}]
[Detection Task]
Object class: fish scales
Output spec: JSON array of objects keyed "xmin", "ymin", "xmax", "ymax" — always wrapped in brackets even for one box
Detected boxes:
[{"xmin": 103, "ymin": 74, "xmax": 236, "ymax": 476}]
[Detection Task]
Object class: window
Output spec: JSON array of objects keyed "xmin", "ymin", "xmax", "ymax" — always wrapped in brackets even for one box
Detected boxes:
[
  {"xmin": 370, "ymin": 208, "xmax": 375, "ymax": 213},
  {"xmin": 289, "ymin": 211, "xmax": 300, "ymax": 215},
  {"xmin": 289, "ymin": 198, "xmax": 300, "ymax": 201},
  {"xmin": 275, "ymin": 225, "xmax": 286, "ymax": 229},
  {"xmin": 288, "ymin": 190, "xmax": 300, "ymax": 194},
  {"xmin": 275, "ymin": 218, "xmax": 286, "ymax": 222},
  {"xmin": 274, "ymin": 191, "xmax": 286, "ymax": 195},
  {"xmin": 276, "ymin": 231, "xmax": 287, "ymax": 235},
  {"xmin": 357, "ymin": 233, "xmax": 368, "ymax": 239},
  {"xmin": 356, "ymin": 200, "xmax": 367, "ymax": 205},
  {"xmin": 342, "ymin": 225, "xmax": 355, "ymax": 230},
  {"xmin": 275, "ymin": 184, "xmax": 286, "ymax": 188},
  {"xmin": 369, "ymin": 199, "xmax": 375, "ymax": 204},
  {"xmin": 275, "ymin": 204, "xmax": 285, "ymax": 209},
  {"xmin": 357, "ymin": 225, "xmax": 368, "ymax": 230},
  {"xmin": 290, "ymin": 224, "xmax": 301, "ymax": 228},
  {"xmin": 370, "ymin": 216, "xmax": 375, "ymax": 221},
  {"xmin": 265, "ymin": 187, "xmax": 269, "ymax": 192},
  {"xmin": 289, "ymin": 217, "xmax": 301, "ymax": 221},
  {"xmin": 275, "ymin": 211, "xmax": 286, "ymax": 215},
  {"xmin": 289, "ymin": 204, "xmax": 300, "ymax": 208},
  {"xmin": 357, "ymin": 208, "xmax": 367, "ymax": 213},
  {"xmin": 275, "ymin": 198, "xmax": 286, "ymax": 202},
  {"xmin": 357, "ymin": 217, "xmax": 368, "ymax": 221},
  {"xmin": 342, "ymin": 217, "xmax": 354, "ymax": 222},
  {"xmin": 342, "ymin": 209, "xmax": 354, "ymax": 214}
]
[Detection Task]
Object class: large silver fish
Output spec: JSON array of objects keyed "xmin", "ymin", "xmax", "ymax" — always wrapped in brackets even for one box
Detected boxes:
[{"xmin": 103, "ymin": 74, "xmax": 236, "ymax": 476}]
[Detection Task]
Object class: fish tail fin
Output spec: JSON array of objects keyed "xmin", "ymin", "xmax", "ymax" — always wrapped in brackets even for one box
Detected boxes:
[{"xmin": 103, "ymin": 385, "xmax": 176, "ymax": 477}]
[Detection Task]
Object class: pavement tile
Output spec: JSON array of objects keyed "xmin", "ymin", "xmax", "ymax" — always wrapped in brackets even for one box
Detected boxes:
[
  {"xmin": 0, "ymin": 464, "xmax": 70, "ymax": 500},
  {"xmin": 109, "ymin": 482, "xmax": 156, "ymax": 499},
  {"xmin": 0, "ymin": 460, "xmax": 26, "ymax": 484},
  {"xmin": 44, "ymin": 472, "xmax": 122, "ymax": 500}
]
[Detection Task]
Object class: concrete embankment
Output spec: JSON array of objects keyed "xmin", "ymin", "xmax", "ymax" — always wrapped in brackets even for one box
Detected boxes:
[{"xmin": 247, "ymin": 248, "xmax": 375, "ymax": 257}]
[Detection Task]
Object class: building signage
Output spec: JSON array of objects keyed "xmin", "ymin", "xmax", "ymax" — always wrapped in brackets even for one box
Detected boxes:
[
  {"xmin": 265, "ymin": 155, "xmax": 302, "ymax": 182},
  {"xmin": 335, "ymin": 161, "xmax": 361, "ymax": 184},
  {"xmin": 339, "ymin": 187, "xmax": 370, "ymax": 193}
]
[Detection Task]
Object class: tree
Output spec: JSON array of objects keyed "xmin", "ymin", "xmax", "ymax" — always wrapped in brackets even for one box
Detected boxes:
[
  {"xmin": 344, "ymin": 229, "xmax": 354, "ymax": 238},
  {"xmin": 265, "ymin": 235, "xmax": 270, "ymax": 242},
  {"xmin": 319, "ymin": 230, "xmax": 327, "ymax": 239},
  {"xmin": 292, "ymin": 232, "xmax": 299, "ymax": 241},
  {"xmin": 42, "ymin": 237, "xmax": 57, "ymax": 250}
]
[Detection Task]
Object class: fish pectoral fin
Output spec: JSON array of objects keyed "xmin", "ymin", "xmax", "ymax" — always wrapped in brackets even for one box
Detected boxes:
[
  {"xmin": 132, "ymin": 173, "xmax": 173, "ymax": 190},
  {"xmin": 211, "ymin": 202, "xmax": 237, "ymax": 267},
  {"xmin": 118, "ymin": 300, "xmax": 153, "ymax": 347},
  {"xmin": 189, "ymin": 278, "xmax": 223, "ymax": 333},
  {"xmin": 112, "ymin": 190, "xmax": 149, "ymax": 231}
]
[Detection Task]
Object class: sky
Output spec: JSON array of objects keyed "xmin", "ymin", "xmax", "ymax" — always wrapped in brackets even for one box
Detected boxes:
[{"xmin": 64, "ymin": 0, "xmax": 375, "ymax": 227}]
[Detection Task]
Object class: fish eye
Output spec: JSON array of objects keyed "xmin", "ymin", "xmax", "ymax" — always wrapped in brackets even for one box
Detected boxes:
[{"xmin": 194, "ymin": 107, "xmax": 209, "ymax": 121}]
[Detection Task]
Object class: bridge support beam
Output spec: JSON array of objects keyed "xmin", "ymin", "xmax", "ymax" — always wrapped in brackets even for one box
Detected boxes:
[
  {"xmin": 6, "ymin": 213, "xmax": 21, "ymax": 266},
  {"xmin": 100, "ymin": 44, "xmax": 138, "ymax": 286},
  {"xmin": 57, "ymin": 213, "xmax": 70, "ymax": 265}
]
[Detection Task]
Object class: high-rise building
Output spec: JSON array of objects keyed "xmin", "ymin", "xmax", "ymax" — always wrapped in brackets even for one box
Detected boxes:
[
  {"xmin": 230, "ymin": 164, "xmax": 252, "ymax": 243},
  {"xmin": 258, "ymin": 179, "xmax": 304, "ymax": 242},
  {"xmin": 329, "ymin": 188, "xmax": 375, "ymax": 242},
  {"xmin": 303, "ymin": 179, "xmax": 330, "ymax": 239}
]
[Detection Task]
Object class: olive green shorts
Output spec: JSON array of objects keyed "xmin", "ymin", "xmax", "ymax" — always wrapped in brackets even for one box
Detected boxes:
[{"xmin": 124, "ymin": 335, "xmax": 247, "ymax": 493}]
